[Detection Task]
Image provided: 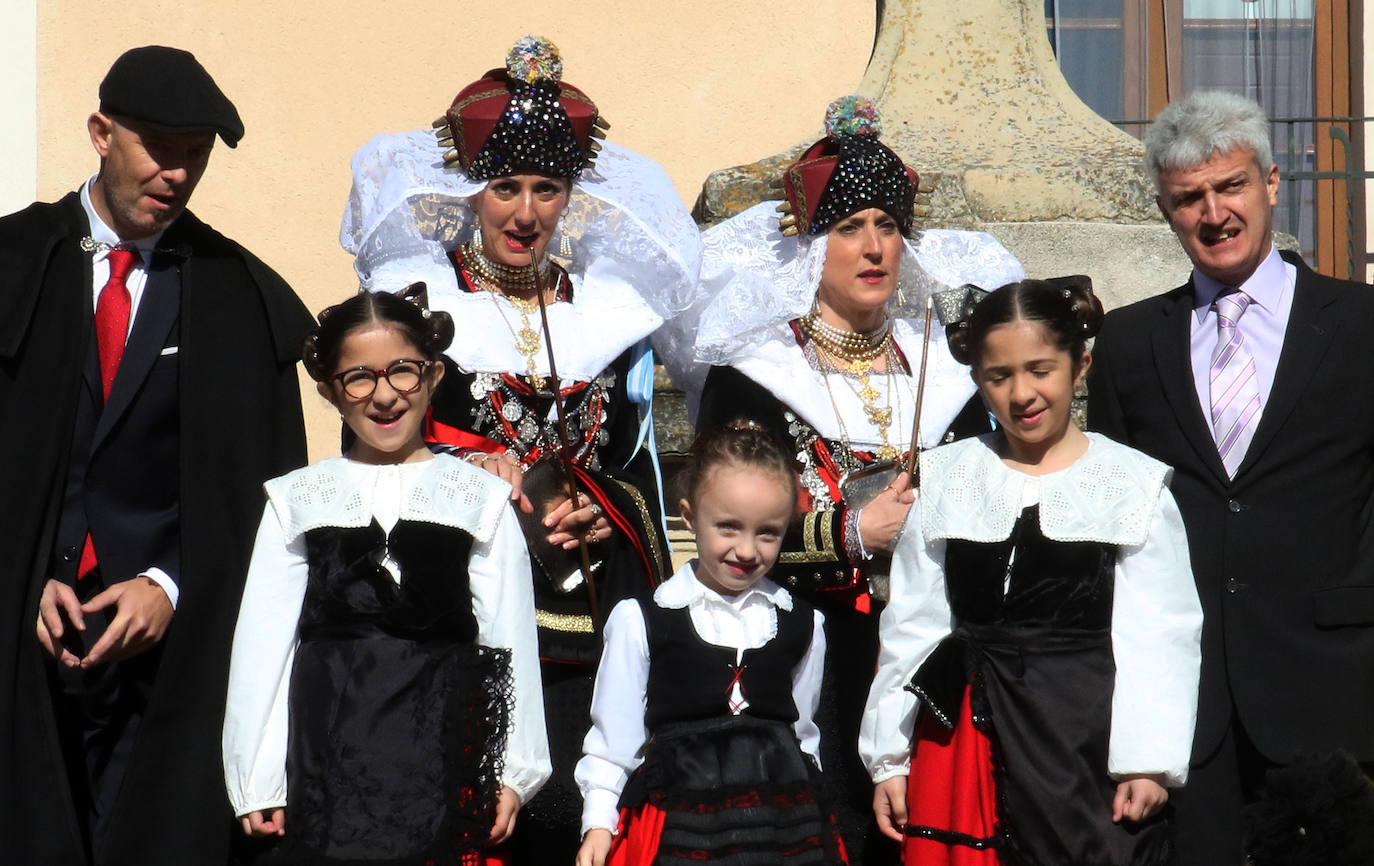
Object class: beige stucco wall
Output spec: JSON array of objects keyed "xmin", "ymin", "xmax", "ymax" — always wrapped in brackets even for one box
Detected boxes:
[{"xmin": 32, "ymin": 1, "xmax": 871, "ymax": 458}]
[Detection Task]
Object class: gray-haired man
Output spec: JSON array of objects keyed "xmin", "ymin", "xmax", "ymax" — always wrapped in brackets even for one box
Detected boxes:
[{"xmin": 1088, "ymin": 90, "xmax": 1374, "ymax": 864}]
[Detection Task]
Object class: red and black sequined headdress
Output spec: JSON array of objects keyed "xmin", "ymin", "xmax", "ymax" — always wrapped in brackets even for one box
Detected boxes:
[
  {"xmin": 779, "ymin": 95, "xmax": 917, "ymax": 237},
  {"xmin": 433, "ymin": 36, "xmax": 608, "ymax": 181}
]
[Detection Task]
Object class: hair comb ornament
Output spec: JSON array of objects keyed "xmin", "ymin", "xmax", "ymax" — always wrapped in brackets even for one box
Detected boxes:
[
  {"xmin": 933, "ymin": 283, "xmax": 992, "ymax": 328},
  {"xmin": 394, "ymin": 281, "xmax": 432, "ymax": 318}
]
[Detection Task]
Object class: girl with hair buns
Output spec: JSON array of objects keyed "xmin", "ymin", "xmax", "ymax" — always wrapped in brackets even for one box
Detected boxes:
[
  {"xmin": 575, "ymin": 422, "xmax": 845, "ymax": 866},
  {"xmin": 222, "ymin": 286, "xmax": 550, "ymax": 864},
  {"xmin": 680, "ymin": 95, "xmax": 1025, "ymax": 864},
  {"xmin": 861, "ymin": 278, "xmax": 1203, "ymax": 866},
  {"xmin": 340, "ymin": 35, "xmax": 699, "ymax": 861}
]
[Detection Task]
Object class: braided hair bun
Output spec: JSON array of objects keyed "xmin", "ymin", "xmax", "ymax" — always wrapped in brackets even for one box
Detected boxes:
[
  {"xmin": 302, "ymin": 282, "xmax": 454, "ymax": 382},
  {"xmin": 944, "ymin": 275, "xmax": 1101, "ymax": 368}
]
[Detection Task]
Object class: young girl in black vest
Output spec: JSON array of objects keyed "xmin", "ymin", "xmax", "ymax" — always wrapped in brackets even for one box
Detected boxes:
[
  {"xmin": 222, "ymin": 286, "xmax": 550, "ymax": 865},
  {"xmin": 862, "ymin": 278, "xmax": 1203, "ymax": 866},
  {"xmin": 575, "ymin": 423, "xmax": 847, "ymax": 866}
]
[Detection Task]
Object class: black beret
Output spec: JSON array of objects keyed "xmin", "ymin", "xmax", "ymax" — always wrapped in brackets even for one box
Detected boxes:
[{"xmin": 98, "ymin": 46, "xmax": 243, "ymax": 148}]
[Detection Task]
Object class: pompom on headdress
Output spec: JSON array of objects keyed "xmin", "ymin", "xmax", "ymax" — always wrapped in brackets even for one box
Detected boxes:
[
  {"xmin": 432, "ymin": 35, "xmax": 609, "ymax": 181},
  {"xmin": 778, "ymin": 95, "xmax": 917, "ymax": 238}
]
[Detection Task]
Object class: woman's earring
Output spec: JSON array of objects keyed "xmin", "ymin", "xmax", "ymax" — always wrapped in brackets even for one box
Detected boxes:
[
  {"xmin": 471, "ymin": 210, "xmax": 482, "ymax": 241},
  {"xmin": 895, "ymin": 281, "xmax": 908, "ymax": 308},
  {"xmin": 559, "ymin": 229, "xmax": 573, "ymax": 258}
]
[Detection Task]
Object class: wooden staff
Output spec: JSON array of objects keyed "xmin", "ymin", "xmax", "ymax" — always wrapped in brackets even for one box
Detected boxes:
[
  {"xmin": 530, "ymin": 248, "xmax": 600, "ymax": 624},
  {"xmin": 905, "ymin": 295, "xmax": 935, "ymax": 477}
]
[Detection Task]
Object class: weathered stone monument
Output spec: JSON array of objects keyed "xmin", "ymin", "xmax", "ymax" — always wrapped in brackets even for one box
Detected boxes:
[{"xmin": 693, "ymin": 0, "xmax": 1197, "ymax": 310}]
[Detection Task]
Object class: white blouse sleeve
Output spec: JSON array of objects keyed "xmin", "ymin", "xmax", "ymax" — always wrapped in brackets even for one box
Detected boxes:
[
  {"xmin": 860, "ymin": 498, "xmax": 954, "ymax": 783},
  {"xmin": 791, "ymin": 608, "xmax": 827, "ymax": 765},
  {"xmin": 470, "ymin": 504, "xmax": 552, "ymax": 804},
  {"xmin": 575, "ymin": 598, "xmax": 651, "ymax": 837},
  {"xmin": 223, "ymin": 504, "xmax": 308, "ymax": 818},
  {"xmin": 1107, "ymin": 486, "xmax": 1203, "ymax": 787}
]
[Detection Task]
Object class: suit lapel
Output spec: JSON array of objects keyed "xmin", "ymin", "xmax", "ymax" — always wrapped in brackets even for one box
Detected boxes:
[
  {"xmin": 92, "ymin": 259, "xmax": 180, "ymax": 449},
  {"xmin": 1151, "ymin": 285, "xmax": 1232, "ymax": 484},
  {"xmin": 1233, "ymin": 259, "xmax": 1336, "ymax": 480}
]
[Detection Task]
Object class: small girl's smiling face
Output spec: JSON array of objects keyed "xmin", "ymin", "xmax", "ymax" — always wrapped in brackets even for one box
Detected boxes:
[
  {"xmin": 320, "ymin": 323, "xmax": 443, "ymax": 465},
  {"xmin": 973, "ymin": 320, "xmax": 1089, "ymax": 465},
  {"xmin": 680, "ymin": 462, "xmax": 795, "ymax": 597}
]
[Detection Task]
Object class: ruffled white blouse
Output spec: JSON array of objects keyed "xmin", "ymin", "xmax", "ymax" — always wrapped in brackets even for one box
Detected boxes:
[
  {"xmin": 222, "ymin": 454, "xmax": 551, "ymax": 817},
  {"xmin": 574, "ymin": 564, "xmax": 827, "ymax": 836},
  {"xmin": 860, "ymin": 433, "xmax": 1203, "ymax": 786}
]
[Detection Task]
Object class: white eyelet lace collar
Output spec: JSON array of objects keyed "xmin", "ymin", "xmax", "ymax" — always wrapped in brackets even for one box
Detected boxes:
[
  {"xmin": 918, "ymin": 433, "xmax": 1170, "ymax": 547},
  {"xmin": 263, "ymin": 454, "xmax": 511, "ymax": 544}
]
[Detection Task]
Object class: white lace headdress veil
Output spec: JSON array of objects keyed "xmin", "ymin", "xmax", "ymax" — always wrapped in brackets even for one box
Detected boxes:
[
  {"xmin": 670, "ymin": 202, "xmax": 1025, "ymax": 420},
  {"xmin": 664, "ymin": 95, "xmax": 1025, "ymax": 421},
  {"xmin": 339, "ymin": 38, "xmax": 701, "ymax": 345}
]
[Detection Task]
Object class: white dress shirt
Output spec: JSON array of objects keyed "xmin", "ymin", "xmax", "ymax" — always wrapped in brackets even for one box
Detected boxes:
[
  {"xmin": 222, "ymin": 454, "xmax": 551, "ymax": 817},
  {"xmin": 575, "ymin": 563, "xmax": 827, "ymax": 835}
]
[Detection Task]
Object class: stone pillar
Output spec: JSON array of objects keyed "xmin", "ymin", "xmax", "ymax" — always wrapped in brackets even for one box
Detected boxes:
[{"xmin": 694, "ymin": 0, "xmax": 1196, "ymax": 309}]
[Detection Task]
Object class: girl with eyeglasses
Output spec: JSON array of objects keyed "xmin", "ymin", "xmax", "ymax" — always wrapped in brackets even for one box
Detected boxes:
[{"xmin": 221, "ymin": 286, "xmax": 550, "ymax": 865}]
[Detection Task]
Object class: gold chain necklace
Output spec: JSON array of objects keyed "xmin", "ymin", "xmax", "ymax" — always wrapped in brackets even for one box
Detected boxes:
[
  {"xmin": 460, "ymin": 240, "xmax": 551, "ymax": 295},
  {"xmin": 814, "ymin": 340, "xmax": 906, "ymax": 462},
  {"xmin": 485, "ymin": 291, "xmax": 546, "ymax": 390}
]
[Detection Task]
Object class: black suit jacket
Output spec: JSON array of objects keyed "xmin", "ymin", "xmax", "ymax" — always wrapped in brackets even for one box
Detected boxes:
[
  {"xmin": 1087, "ymin": 251, "xmax": 1374, "ymax": 764},
  {"xmin": 0, "ymin": 192, "xmax": 312, "ymax": 866}
]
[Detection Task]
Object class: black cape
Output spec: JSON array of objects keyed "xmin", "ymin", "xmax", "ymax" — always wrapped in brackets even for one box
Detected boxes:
[{"xmin": 0, "ymin": 193, "xmax": 312, "ymax": 866}]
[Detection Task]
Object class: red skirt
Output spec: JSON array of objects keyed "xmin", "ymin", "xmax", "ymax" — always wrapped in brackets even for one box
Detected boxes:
[{"xmin": 902, "ymin": 685, "xmax": 1000, "ymax": 866}]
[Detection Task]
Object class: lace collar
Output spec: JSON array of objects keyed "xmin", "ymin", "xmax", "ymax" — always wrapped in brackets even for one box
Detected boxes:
[
  {"xmin": 263, "ymin": 454, "xmax": 511, "ymax": 544},
  {"xmin": 731, "ymin": 317, "xmax": 976, "ymax": 449},
  {"xmin": 918, "ymin": 433, "xmax": 1170, "ymax": 546},
  {"xmin": 441, "ymin": 257, "xmax": 662, "ymax": 381},
  {"xmin": 653, "ymin": 562, "xmax": 794, "ymax": 612}
]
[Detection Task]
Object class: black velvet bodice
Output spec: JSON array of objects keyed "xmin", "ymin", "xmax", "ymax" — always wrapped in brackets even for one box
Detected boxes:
[
  {"xmin": 641, "ymin": 597, "xmax": 814, "ymax": 730},
  {"xmin": 944, "ymin": 505, "xmax": 1117, "ymax": 631},
  {"xmin": 299, "ymin": 520, "xmax": 478, "ymax": 643}
]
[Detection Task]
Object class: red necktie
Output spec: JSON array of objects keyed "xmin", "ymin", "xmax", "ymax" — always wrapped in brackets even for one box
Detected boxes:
[
  {"xmin": 78, "ymin": 248, "xmax": 140, "ymax": 579},
  {"xmin": 95, "ymin": 248, "xmax": 139, "ymax": 399}
]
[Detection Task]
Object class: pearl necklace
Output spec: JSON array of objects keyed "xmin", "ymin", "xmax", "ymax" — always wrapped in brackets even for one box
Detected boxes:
[
  {"xmin": 460, "ymin": 240, "xmax": 552, "ymax": 295},
  {"xmin": 799, "ymin": 308, "xmax": 892, "ymax": 364}
]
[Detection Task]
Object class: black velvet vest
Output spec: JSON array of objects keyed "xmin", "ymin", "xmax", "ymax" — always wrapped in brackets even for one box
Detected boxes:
[
  {"xmin": 299, "ymin": 520, "xmax": 478, "ymax": 642},
  {"xmin": 945, "ymin": 505, "xmax": 1117, "ymax": 629},
  {"xmin": 641, "ymin": 594, "xmax": 814, "ymax": 730}
]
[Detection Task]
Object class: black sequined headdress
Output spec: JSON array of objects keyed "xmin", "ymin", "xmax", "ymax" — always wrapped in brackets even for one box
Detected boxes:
[
  {"xmin": 779, "ymin": 95, "xmax": 917, "ymax": 237},
  {"xmin": 433, "ymin": 36, "xmax": 607, "ymax": 181}
]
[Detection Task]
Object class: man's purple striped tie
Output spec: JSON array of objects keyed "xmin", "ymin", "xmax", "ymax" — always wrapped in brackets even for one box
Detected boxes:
[{"xmin": 1210, "ymin": 290, "xmax": 1261, "ymax": 477}]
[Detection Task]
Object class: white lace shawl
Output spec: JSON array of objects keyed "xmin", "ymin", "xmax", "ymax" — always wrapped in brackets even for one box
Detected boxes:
[{"xmin": 731, "ymin": 318, "xmax": 977, "ymax": 450}]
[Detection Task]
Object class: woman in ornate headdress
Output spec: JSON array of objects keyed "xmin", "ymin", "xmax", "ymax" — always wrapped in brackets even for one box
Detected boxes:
[
  {"xmin": 340, "ymin": 35, "xmax": 700, "ymax": 863},
  {"xmin": 683, "ymin": 95, "xmax": 1024, "ymax": 864}
]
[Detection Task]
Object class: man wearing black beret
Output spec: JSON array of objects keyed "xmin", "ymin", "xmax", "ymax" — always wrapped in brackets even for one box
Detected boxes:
[{"xmin": 0, "ymin": 46, "xmax": 312, "ymax": 865}]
